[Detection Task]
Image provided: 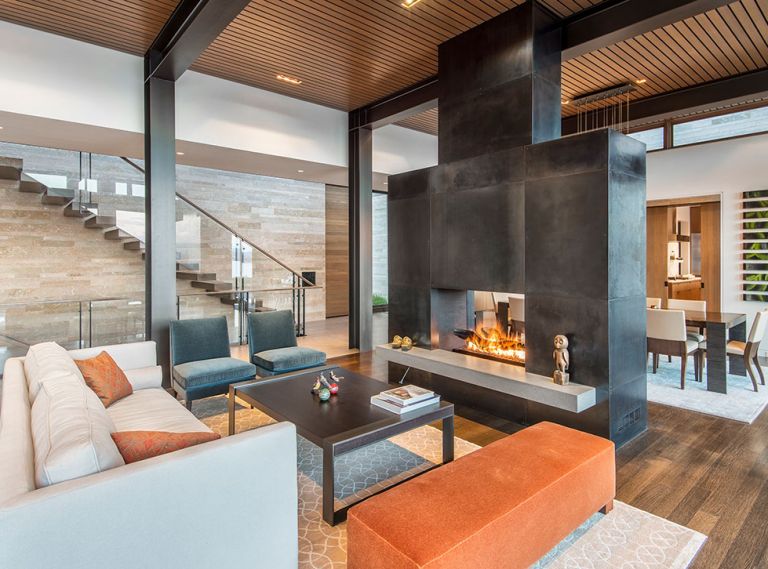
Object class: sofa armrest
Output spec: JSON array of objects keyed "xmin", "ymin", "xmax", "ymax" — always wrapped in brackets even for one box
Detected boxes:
[{"xmin": 0, "ymin": 422, "xmax": 298, "ymax": 569}]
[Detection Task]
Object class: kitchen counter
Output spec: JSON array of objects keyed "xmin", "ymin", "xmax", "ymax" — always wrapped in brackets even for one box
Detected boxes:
[{"xmin": 667, "ymin": 277, "xmax": 702, "ymax": 300}]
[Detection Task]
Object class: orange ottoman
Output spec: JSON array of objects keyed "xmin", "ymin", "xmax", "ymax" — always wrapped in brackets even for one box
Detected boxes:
[{"xmin": 347, "ymin": 422, "xmax": 615, "ymax": 569}]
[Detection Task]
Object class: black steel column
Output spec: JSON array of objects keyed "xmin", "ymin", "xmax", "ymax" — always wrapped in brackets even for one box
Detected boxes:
[
  {"xmin": 348, "ymin": 115, "xmax": 373, "ymax": 351},
  {"xmin": 144, "ymin": 76, "xmax": 177, "ymax": 386}
]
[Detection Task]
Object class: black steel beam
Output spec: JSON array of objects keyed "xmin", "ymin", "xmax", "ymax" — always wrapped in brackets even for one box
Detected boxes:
[
  {"xmin": 144, "ymin": 77, "xmax": 177, "ymax": 386},
  {"xmin": 348, "ymin": 112, "xmax": 374, "ymax": 351},
  {"xmin": 352, "ymin": 0, "xmax": 732, "ymax": 129},
  {"xmin": 146, "ymin": 0, "xmax": 250, "ymax": 81},
  {"xmin": 561, "ymin": 0, "xmax": 733, "ymax": 60},
  {"xmin": 350, "ymin": 77, "xmax": 439, "ymax": 131},
  {"xmin": 562, "ymin": 68, "xmax": 768, "ymax": 135}
]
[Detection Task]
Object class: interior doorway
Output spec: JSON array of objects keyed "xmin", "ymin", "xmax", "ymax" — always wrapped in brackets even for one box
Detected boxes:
[{"xmin": 646, "ymin": 195, "xmax": 721, "ymax": 311}]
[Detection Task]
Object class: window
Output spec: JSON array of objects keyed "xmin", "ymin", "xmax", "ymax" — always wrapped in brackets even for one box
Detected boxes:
[
  {"xmin": 628, "ymin": 127, "xmax": 664, "ymax": 151},
  {"xmin": 115, "ymin": 182, "xmax": 128, "ymax": 195},
  {"xmin": 674, "ymin": 105, "xmax": 768, "ymax": 147},
  {"xmin": 131, "ymin": 183, "xmax": 145, "ymax": 197}
]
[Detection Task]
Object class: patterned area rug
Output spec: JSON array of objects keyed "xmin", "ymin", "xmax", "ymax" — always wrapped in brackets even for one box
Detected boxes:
[
  {"xmin": 647, "ymin": 359, "xmax": 768, "ymax": 423},
  {"xmin": 194, "ymin": 395, "xmax": 705, "ymax": 569}
]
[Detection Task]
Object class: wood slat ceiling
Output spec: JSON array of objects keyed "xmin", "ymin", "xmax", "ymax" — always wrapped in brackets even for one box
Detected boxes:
[
  {"xmin": 190, "ymin": 0, "xmax": 604, "ymax": 111},
  {"xmin": 397, "ymin": 0, "xmax": 768, "ymax": 134},
  {"xmin": 0, "ymin": 0, "xmax": 766, "ymax": 138},
  {"xmin": 0, "ymin": 0, "xmax": 180, "ymax": 56}
]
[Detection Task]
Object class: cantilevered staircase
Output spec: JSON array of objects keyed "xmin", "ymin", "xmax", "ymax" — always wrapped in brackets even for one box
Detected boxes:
[{"xmin": 1, "ymin": 156, "xmax": 242, "ymax": 306}]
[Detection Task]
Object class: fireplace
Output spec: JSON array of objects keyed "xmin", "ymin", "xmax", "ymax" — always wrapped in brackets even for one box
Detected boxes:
[{"xmin": 453, "ymin": 327, "xmax": 525, "ymax": 366}]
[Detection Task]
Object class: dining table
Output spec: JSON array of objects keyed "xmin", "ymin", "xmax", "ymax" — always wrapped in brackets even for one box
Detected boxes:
[{"xmin": 684, "ymin": 310, "xmax": 747, "ymax": 394}]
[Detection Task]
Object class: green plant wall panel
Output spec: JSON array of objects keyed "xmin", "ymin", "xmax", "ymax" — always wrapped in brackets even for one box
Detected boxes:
[{"xmin": 742, "ymin": 189, "xmax": 768, "ymax": 301}]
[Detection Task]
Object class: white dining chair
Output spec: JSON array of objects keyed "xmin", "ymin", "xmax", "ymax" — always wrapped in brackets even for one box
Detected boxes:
[
  {"xmin": 647, "ymin": 308, "xmax": 701, "ymax": 389},
  {"xmin": 646, "ymin": 297, "xmax": 662, "ymax": 309},
  {"xmin": 667, "ymin": 299, "xmax": 707, "ymax": 341},
  {"xmin": 699, "ymin": 309, "xmax": 768, "ymax": 392}
]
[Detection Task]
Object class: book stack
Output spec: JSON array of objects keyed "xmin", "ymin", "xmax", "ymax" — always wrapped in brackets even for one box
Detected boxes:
[{"xmin": 371, "ymin": 385, "xmax": 440, "ymax": 414}]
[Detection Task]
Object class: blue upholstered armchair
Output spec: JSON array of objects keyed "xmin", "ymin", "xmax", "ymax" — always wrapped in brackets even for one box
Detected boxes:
[
  {"xmin": 170, "ymin": 316, "xmax": 257, "ymax": 409},
  {"xmin": 247, "ymin": 310, "xmax": 326, "ymax": 376}
]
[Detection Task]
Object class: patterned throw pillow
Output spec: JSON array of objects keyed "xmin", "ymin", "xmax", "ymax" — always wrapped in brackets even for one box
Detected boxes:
[
  {"xmin": 74, "ymin": 351, "xmax": 133, "ymax": 407},
  {"xmin": 111, "ymin": 431, "xmax": 221, "ymax": 464}
]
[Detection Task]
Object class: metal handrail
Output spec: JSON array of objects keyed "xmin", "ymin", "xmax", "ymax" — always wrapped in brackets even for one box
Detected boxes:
[
  {"xmin": 176, "ymin": 285, "xmax": 321, "ymax": 298},
  {"xmin": 119, "ymin": 157, "xmax": 314, "ymax": 287}
]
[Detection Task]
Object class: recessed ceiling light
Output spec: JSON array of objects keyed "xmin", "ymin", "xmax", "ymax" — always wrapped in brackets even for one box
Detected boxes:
[
  {"xmin": 277, "ymin": 74, "xmax": 302, "ymax": 85},
  {"xmin": 0, "ymin": 126, "xmax": 4, "ymax": 130},
  {"xmin": 176, "ymin": 151, "xmax": 185, "ymax": 156},
  {"xmin": 561, "ymin": 99, "xmax": 570, "ymax": 105},
  {"xmin": 635, "ymin": 78, "xmax": 647, "ymax": 84},
  {"xmin": 401, "ymin": 0, "xmax": 423, "ymax": 7},
  {"xmin": 297, "ymin": 169, "xmax": 304, "ymax": 173}
]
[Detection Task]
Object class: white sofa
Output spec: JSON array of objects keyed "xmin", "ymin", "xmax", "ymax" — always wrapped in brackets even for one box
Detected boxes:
[{"xmin": 0, "ymin": 341, "xmax": 298, "ymax": 569}]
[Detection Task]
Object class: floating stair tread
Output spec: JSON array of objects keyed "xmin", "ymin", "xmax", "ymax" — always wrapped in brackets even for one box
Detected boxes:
[
  {"xmin": 42, "ymin": 194, "xmax": 73, "ymax": 206},
  {"xmin": 123, "ymin": 240, "xmax": 144, "ymax": 250},
  {"xmin": 176, "ymin": 271, "xmax": 217, "ymax": 280},
  {"xmin": 104, "ymin": 229, "xmax": 132, "ymax": 240},
  {"xmin": 190, "ymin": 280, "xmax": 233, "ymax": 292},
  {"xmin": 0, "ymin": 157, "xmax": 22, "ymax": 181},
  {"xmin": 84, "ymin": 216, "xmax": 117, "ymax": 228},
  {"xmin": 62, "ymin": 204, "xmax": 91, "ymax": 217},
  {"xmin": 19, "ymin": 174, "xmax": 45, "ymax": 193}
]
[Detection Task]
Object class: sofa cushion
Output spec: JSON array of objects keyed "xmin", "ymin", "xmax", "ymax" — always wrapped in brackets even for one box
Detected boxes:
[
  {"xmin": 107, "ymin": 389, "xmax": 212, "ymax": 434},
  {"xmin": 74, "ymin": 351, "xmax": 133, "ymax": 407},
  {"xmin": 31, "ymin": 374, "xmax": 125, "ymax": 488},
  {"xmin": 24, "ymin": 342, "xmax": 83, "ymax": 402},
  {"xmin": 253, "ymin": 347, "xmax": 326, "ymax": 372},
  {"xmin": 112, "ymin": 431, "xmax": 221, "ymax": 464},
  {"xmin": 172, "ymin": 357, "xmax": 256, "ymax": 389}
]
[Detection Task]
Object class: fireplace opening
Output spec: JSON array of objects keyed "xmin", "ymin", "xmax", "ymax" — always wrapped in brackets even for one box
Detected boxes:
[{"xmin": 453, "ymin": 327, "xmax": 525, "ymax": 366}]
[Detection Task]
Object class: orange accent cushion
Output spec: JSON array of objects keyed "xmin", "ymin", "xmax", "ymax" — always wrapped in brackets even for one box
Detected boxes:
[
  {"xmin": 111, "ymin": 431, "xmax": 221, "ymax": 464},
  {"xmin": 74, "ymin": 351, "xmax": 133, "ymax": 407},
  {"xmin": 347, "ymin": 422, "xmax": 615, "ymax": 569}
]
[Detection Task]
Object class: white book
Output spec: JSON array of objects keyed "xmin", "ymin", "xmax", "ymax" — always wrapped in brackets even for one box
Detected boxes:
[
  {"xmin": 371, "ymin": 394, "xmax": 440, "ymax": 415},
  {"xmin": 379, "ymin": 385, "xmax": 435, "ymax": 406}
]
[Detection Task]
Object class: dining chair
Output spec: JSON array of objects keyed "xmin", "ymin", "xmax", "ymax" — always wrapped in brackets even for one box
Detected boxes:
[
  {"xmin": 699, "ymin": 309, "xmax": 767, "ymax": 392},
  {"xmin": 507, "ymin": 295, "xmax": 525, "ymax": 336},
  {"xmin": 647, "ymin": 308, "xmax": 701, "ymax": 389},
  {"xmin": 646, "ymin": 297, "xmax": 662, "ymax": 309},
  {"xmin": 667, "ymin": 299, "xmax": 706, "ymax": 341}
]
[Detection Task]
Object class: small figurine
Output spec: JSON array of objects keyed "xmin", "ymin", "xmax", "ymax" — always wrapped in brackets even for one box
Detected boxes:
[
  {"xmin": 553, "ymin": 335, "xmax": 570, "ymax": 385},
  {"xmin": 401, "ymin": 336, "xmax": 414, "ymax": 351},
  {"xmin": 311, "ymin": 378, "xmax": 323, "ymax": 394},
  {"xmin": 329, "ymin": 383, "xmax": 339, "ymax": 395},
  {"xmin": 392, "ymin": 335, "xmax": 403, "ymax": 349}
]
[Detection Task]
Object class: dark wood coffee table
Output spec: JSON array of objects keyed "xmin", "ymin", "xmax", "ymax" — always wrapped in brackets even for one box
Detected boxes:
[{"xmin": 228, "ymin": 365, "xmax": 454, "ymax": 526}]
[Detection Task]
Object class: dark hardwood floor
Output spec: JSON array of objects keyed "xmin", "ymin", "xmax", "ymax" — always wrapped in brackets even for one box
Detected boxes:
[{"xmin": 330, "ymin": 352, "xmax": 768, "ymax": 569}]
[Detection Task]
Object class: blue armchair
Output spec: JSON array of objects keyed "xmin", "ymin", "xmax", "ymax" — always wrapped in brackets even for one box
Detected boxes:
[
  {"xmin": 247, "ymin": 310, "xmax": 326, "ymax": 376},
  {"xmin": 170, "ymin": 316, "xmax": 257, "ymax": 410}
]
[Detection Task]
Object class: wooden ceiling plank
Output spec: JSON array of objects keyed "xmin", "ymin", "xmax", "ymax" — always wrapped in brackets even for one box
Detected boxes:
[
  {"xmin": 722, "ymin": 3, "xmax": 768, "ymax": 66},
  {"xmin": 642, "ymin": 30, "xmax": 710, "ymax": 85},
  {"xmin": 654, "ymin": 26, "xmax": 719, "ymax": 82},
  {"xmin": 207, "ymin": 22, "xmax": 433, "ymax": 96},
  {"xmin": 665, "ymin": 21, "xmax": 729, "ymax": 78},
  {"xmin": 229, "ymin": 4, "xmax": 439, "ymax": 73},
  {"xmin": 709, "ymin": 6, "xmax": 763, "ymax": 69},
  {"xmin": 216, "ymin": 16, "xmax": 436, "ymax": 81},
  {"xmin": 740, "ymin": 0, "xmax": 768, "ymax": 55},
  {"xmin": 682, "ymin": 17, "xmax": 741, "ymax": 76},
  {"xmin": 694, "ymin": 11, "xmax": 755, "ymax": 72},
  {"xmin": 626, "ymin": 35, "xmax": 695, "ymax": 89}
]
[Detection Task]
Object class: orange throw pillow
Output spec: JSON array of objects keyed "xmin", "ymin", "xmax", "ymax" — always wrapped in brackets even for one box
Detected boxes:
[
  {"xmin": 75, "ymin": 351, "xmax": 133, "ymax": 407},
  {"xmin": 111, "ymin": 431, "xmax": 221, "ymax": 464}
]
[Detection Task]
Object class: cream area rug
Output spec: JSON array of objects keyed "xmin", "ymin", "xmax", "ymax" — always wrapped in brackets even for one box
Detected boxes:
[
  {"xmin": 194, "ymin": 395, "xmax": 706, "ymax": 569},
  {"xmin": 647, "ymin": 359, "xmax": 768, "ymax": 423}
]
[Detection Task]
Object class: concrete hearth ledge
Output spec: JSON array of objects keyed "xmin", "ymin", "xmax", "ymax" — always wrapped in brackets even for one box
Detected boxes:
[{"xmin": 374, "ymin": 345, "xmax": 596, "ymax": 413}]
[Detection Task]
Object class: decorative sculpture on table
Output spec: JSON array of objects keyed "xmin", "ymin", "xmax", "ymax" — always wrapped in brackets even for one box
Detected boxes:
[
  {"xmin": 553, "ymin": 335, "xmax": 570, "ymax": 385},
  {"xmin": 312, "ymin": 371, "xmax": 341, "ymax": 401}
]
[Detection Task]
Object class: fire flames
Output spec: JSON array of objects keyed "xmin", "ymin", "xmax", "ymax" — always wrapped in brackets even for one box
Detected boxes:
[{"xmin": 454, "ymin": 327, "xmax": 526, "ymax": 364}]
